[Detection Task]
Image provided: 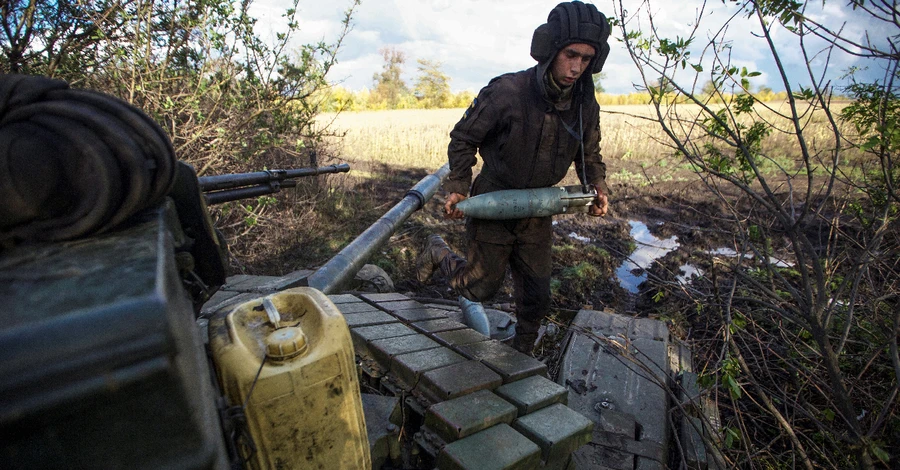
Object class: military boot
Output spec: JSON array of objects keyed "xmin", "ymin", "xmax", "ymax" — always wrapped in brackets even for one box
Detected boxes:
[
  {"xmin": 512, "ymin": 333, "xmax": 538, "ymax": 355},
  {"xmin": 511, "ymin": 318, "xmax": 541, "ymax": 356},
  {"xmin": 416, "ymin": 234, "xmax": 451, "ymax": 283}
]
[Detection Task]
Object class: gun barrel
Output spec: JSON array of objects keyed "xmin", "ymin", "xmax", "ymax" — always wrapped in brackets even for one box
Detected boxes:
[
  {"xmin": 300, "ymin": 164, "xmax": 451, "ymax": 294},
  {"xmin": 198, "ymin": 163, "xmax": 350, "ymax": 192},
  {"xmin": 203, "ymin": 180, "xmax": 298, "ymax": 205},
  {"xmin": 455, "ymin": 185, "xmax": 596, "ymax": 220}
]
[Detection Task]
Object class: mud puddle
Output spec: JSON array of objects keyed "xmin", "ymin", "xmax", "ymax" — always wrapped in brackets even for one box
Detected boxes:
[{"xmin": 616, "ymin": 221, "xmax": 680, "ymax": 293}]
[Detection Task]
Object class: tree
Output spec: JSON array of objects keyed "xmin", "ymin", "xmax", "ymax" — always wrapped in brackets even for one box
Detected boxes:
[
  {"xmin": 0, "ymin": 0, "xmax": 361, "ymax": 267},
  {"xmin": 371, "ymin": 46, "xmax": 409, "ymax": 109},
  {"xmin": 593, "ymin": 72, "xmax": 607, "ymax": 93},
  {"xmin": 0, "ymin": 0, "xmax": 359, "ymax": 170},
  {"xmin": 413, "ymin": 59, "xmax": 451, "ymax": 108},
  {"xmin": 613, "ymin": 0, "xmax": 898, "ymax": 468},
  {"xmin": 701, "ymin": 80, "xmax": 718, "ymax": 97}
]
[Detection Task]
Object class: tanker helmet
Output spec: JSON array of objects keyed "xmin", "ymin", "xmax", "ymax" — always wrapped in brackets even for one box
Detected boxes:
[{"xmin": 530, "ymin": 1, "xmax": 611, "ymax": 74}]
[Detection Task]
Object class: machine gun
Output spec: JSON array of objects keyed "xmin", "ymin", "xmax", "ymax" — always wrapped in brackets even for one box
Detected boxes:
[{"xmin": 199, "ymin": 163, "xmax": 350, "ymax": 205}]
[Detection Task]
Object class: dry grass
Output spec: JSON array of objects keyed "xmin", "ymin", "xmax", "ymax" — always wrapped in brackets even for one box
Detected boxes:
[
  {"xmin": 317, "ymin": 102, "xmax": 853, "ymax": 190},
  {"xmin": 317, "ymin": 105, "xmax": 675, "ymax": 188},
  {"xmin": 318, "ymin": 109, "xmax": 464, "ymax": 172}
]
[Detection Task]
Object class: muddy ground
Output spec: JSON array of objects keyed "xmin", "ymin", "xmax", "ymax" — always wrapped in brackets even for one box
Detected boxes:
[{"xmin": 228, "ymin": 157, "xmax": 738, "ymax": 346}]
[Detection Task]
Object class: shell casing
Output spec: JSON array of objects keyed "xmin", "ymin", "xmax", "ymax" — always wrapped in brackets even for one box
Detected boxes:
[{"xmin": 455, "ymin": 186, "xmax": 596, "ymax": 220}]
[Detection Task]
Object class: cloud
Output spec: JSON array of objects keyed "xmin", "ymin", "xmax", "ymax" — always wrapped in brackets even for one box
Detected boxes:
[{"xmin": 250, "ymin": 0, "xmax": 891, "ymax": 95}]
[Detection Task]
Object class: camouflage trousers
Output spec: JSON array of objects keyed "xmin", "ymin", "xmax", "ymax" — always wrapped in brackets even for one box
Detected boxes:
[{"xmin": 440, "ymin": 217, "xmax": 552, "ymax": 337}]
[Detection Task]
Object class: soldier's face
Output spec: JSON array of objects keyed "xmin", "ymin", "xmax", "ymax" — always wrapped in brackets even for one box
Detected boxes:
[{"xmin": 550, "ymin": 43, "xmax": 595, "ymax": 87}]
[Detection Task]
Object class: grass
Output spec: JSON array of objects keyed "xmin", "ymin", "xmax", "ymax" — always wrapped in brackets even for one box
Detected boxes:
[
  {"xmin": 317, "ymin": 102, "xmax": 848, "ymax": 190},
  {"xmin": 318, "ymin": 108, "xmax": 464, "ymax": 171},
  {"xmin": 317, "ymin": 105, "xmax": 680, "ymax": 188}
]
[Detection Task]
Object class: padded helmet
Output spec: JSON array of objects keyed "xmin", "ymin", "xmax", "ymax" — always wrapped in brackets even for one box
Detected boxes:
[{"xmin": 530, "ymin": 1, "xmax": 611, "ymax": 74}]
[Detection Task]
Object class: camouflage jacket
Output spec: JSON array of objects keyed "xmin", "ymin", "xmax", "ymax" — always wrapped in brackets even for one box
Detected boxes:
[{"xmin": 444, "ymin": 66, "xmax": 608, "ymax": 198}]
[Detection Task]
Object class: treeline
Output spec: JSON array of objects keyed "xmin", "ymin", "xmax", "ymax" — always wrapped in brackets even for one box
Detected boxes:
[
  {"xmin": 321, "ymin": 87, "xmax": 792, "ymax": 112},
  {"xmin": 318, "ymin": 47, "xmax": 792, "ymax": 112},
  {"xmin": 318, "ymin": 47, "xmax": 474, "ymax": 112}
]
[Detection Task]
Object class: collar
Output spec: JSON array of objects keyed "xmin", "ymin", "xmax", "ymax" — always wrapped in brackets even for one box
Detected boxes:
[{"xmin": 543, "ymin": 70, "xmax": 574, "ymax": 109}]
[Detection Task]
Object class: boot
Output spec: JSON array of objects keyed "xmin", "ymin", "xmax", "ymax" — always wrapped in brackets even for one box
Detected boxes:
[
  {"xmin": 512, "ymin": 332, "xmax": 538, "ymax": 355},
  {"xmin": 416, "ymin": 234, "xmax": 451, "ymax": 283},
  {"xmin": 511, "ymin": 317, "xmax": 541, "ymax": 356}
]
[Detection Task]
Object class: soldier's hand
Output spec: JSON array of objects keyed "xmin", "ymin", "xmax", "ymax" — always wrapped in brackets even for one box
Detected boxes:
[
  {"xmin": 444, "ymin": 192, "xmax": 467, "ymax": 220},
  {"xmin": 589, "ymin": 190, "xmax": 608, "ymax": 217}
]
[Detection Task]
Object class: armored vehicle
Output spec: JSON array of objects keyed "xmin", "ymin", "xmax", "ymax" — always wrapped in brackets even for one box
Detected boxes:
[{"xmin": 0, "ymin": 75, "xmax": 720, "ymax": 469}]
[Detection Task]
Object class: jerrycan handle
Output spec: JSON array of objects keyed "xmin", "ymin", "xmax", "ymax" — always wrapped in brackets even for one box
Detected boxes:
[{"xmin": 262, "ymin": 297, "xmax": 281, "ymax": 328}]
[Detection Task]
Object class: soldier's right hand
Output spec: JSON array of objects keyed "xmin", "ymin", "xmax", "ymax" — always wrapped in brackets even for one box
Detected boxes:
[{"xmin": 444, "ymin": 192, "xmax": 467, "ymax": 220}]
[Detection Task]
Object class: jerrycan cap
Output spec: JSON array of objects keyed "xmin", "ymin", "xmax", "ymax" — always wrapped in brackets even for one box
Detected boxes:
[{"xmin": 265, "ymin": 326, "xmax": 308, "ymax": 360}]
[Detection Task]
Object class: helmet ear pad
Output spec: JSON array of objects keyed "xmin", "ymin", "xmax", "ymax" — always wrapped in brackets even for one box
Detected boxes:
[
  {"xmin": 530, "ymin": 23, "xmax": 556, "ymax": 64},
  {"xmin": 592, "ymin": 41, "xmax": 610, "ymax": 74}
]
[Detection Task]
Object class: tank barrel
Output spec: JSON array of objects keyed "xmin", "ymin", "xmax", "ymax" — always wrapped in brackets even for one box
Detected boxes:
[
  {"xmin": 304, "ymin": 163, "xmax": 451, "ymax": 294},
  {"xmin": 455, "ymin": 185, "xmax": 596, "ymax": 220},
  {"xmin": 198, "ymin": 163, "xmax": 350, "ymax": 192}
]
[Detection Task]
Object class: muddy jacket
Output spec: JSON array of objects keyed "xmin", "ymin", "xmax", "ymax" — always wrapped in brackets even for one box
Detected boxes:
[{"xmin": 444, "ymin": 66, "xmax": 607, "ymax": 199}]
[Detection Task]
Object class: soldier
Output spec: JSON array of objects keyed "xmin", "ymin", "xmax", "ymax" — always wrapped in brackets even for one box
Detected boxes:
[{"xmin": 418, "ymin": 1, "xmax": 611, "ymax": 353}]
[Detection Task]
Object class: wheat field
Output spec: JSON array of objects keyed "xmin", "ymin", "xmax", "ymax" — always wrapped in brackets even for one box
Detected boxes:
[{"xmin": 317, "ymin": 102, "xmax": 848, "ymax": 186}]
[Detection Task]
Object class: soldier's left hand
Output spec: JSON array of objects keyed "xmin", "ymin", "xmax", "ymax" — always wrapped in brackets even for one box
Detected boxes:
[{"xmin": 589, "ymin": 190, "xmax": 608, "ymax": 217}]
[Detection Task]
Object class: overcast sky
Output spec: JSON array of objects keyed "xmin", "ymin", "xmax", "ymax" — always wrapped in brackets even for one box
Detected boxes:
[{"xmin": 250, "ymin": 0, "xmax": 891, "ymax": 95}]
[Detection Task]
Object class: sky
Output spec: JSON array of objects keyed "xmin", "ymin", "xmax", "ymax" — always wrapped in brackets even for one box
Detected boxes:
[{"xmin": 249, "ymin": 0, "xmax": 893, "ymax": 95}]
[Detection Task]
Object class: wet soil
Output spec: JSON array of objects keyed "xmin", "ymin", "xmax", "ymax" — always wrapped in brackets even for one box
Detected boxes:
[
  {"xmin": 232, "ymin": 159, "xmax": 737, "ymax": 306},
  {"xmin": 228, "ymin": 160, "xmax": 741, "ymax": 331}
]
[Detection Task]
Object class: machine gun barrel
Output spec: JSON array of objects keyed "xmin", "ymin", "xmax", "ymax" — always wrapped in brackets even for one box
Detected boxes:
[
  {"xmin": 198, "ymin": 163, "xmax": 350, "ymax": 205},
  {"xmin": 203, "ymin": 180, "xmax": 299, "ymax": 205},
  {"xmin": 454, "ymin": 185, "xmax": 597, "ymax": 220},
  {"xmin": 197, "ymin": 163, "xmax": 350, "ymax": 192}
]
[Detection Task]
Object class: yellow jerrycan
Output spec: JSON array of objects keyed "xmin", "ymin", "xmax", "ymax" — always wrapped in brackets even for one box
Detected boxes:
[{"xmin": 209, "ymin": 287, "xmax": 370, "ymax": 469}]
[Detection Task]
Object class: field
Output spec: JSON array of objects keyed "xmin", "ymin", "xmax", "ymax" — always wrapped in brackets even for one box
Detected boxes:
[{"xmin": 318, "ymin": 105, "xmax": 687, "ymax": 188}]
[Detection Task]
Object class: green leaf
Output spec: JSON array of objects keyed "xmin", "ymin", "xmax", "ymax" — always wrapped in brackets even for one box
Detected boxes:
[
  {"xmin": 692, "ymin": 63, "xmax": 703, "ymax": 72},
  {"xmin": 724, "ymin": 427, "xmax": 740, "ymax": 449},
  {"xmin": 871, "ymin": 443, "xmax": 890, "ymax": 463},
  {"xmin": 724, "ymin": 374, "xmax": 742, "ymax": 399}
]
